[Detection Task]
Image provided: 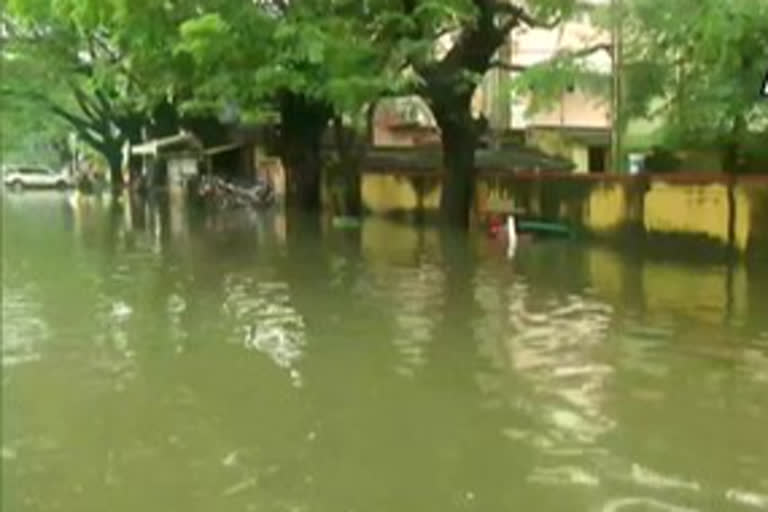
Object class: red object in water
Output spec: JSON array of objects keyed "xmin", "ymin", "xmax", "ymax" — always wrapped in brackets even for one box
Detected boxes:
[{"xmin": 487, "ymin": 214, "xmax": 505, "ymax": 238}]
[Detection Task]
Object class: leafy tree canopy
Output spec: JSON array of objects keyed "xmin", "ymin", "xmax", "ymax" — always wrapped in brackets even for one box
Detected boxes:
[
  {"xmin": 622, "ymin": 0, "xmax": 768, "ymax": 146},
  {"xmin": 174, "ymin": 0, "xmax": 409, "ymax": 123}
]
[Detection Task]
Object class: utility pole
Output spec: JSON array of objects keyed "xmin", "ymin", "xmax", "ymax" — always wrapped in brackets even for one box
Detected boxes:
[{"xmin": 610, "ymin": 0, "xmax": 624, "ymax": 173}]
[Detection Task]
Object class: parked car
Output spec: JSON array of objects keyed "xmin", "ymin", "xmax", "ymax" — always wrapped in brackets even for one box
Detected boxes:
[{"xmin": 2, "ymin": 165, "xmax": 74, "ymax": 190}]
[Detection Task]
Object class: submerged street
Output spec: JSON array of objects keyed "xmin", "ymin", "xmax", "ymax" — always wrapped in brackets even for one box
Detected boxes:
[{"xmin": 2, "ymin": 193, "xmax": 767, "ymax": 511}]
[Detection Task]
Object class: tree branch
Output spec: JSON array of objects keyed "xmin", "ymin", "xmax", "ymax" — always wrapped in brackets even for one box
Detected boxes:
[
  {"xmin": 258, "ymin": 0, "xmax": 289, "ymax": 15},
  {"xmin": 489, "ymin": 43, "xmax": 611, "ymax": 76},
  {"xmin": 402, "ymin": 0, "xmax": 418, "ymax": 15},
  {"xmin": 47, "ymin": 104, "xmax": 108, "ymax": 151},
  {"xmin": 70, "ymin": 85, "xmax": 100, "ymax": 121},
  {"xmin": 553, "ymin": 43, "xmax": 612, "ymax": 60},
  {"xmin": 90, "ymin": 31, "xmax": 122, "ymax": 63},
  {"xmin": 492, "ymin": 2, "xmax": 563, "ymax": 32},
  {"xmin": 93, "ymin": 90, "xmax": 117, "ymax": 120},
  {"xmin": 489, "ymin": 60, "xmax": 527, "ymax": 72}
]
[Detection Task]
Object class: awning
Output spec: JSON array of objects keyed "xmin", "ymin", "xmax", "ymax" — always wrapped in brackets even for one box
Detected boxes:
[
  {"xmin": 204, "ymin": 143, "xmax": 243, "ymax": 156},
  {"xmin": 130, "ymin": 132, "xmax": 204, "ymax": 156}
]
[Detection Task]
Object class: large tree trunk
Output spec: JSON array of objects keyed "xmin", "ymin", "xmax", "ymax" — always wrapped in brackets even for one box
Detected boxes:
[
  {"xmin": 279, "ymin": 92, "xmax": 333, "ymax": 211},
  {"xmin": 340, "ymin": 169, "xmax": 362, "ymax": 217},
  {"xmin": 282, "ymin": 130, "xmax": 325, "ymax": 210},
  {"xmin": 104, "ymin": 142, "xmax": 125, "ymax": 192},
  {"xmin": 407, "ymin": 0, "xmax": 507, "ymax": 228},
  {"xmin": 440, "ymin": 131, "xmax": 477, "ymax": 228},
  {"xmin": 331, "ymin": 115, "xmax": 367, "ymax": 217},
  {"xmin": 430, "ymin": 92, "xmax": 479, "ymax": 228}
]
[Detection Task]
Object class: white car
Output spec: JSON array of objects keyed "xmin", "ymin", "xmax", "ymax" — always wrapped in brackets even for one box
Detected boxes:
[{"xmin": 3, "ymin": 165, "xmax": 74, "ymax": 190}]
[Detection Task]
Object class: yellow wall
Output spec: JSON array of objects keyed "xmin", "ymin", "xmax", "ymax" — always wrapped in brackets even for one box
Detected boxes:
[
  {"xmin": 423, "ymin": 182, "xmax": 442, "ymax": 210},
  {"xmin": 584, "ymin": 184, "xmax": 627, "ymax": 232},
  {"xmin": 361, "ymin": 174, "xmax": 419, "ymax": 213},
  {"xmin": 474, "ymin": 179, "xmax": 516, "ymax": 213},
  {"xmin": 349, "ymin": 171, "xmax": 767, "ymax": 254},
  {"xmin": 360, "ymin": 174, "xmax": 441, "ymax": 214},
  {"xmin": 643, "ymin": 182, "xmax": 750, "ymax": 251}
]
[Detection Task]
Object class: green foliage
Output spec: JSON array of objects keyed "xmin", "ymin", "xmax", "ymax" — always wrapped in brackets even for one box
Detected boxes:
[
  {"xmin": 175, "ymin": 0, "xmax": 405, "ymax": 122},
  {"xmin": 9, "ymin": 0, "xmax": 763, "ymax": 179},
  {"xmin": 1, "ymin": 7, "xmax": 83, "ymax": 163},
  {"xmin": 621, "ymin": 0, "xmax": 768, "ymax": 150},
  {"xmin": 0, "ymin": 96, "xmax": 71, "ymax": 167},
  {"xmin": 476, "ymin": 2, "xmax": 612, "ymax": 118},
  {"xmin": 511, "ymin": 0, "xmax": 768, "ymax": 165},
  {"xmin": 511, "ymin": 56, "xmax": 611, "ymax": 115}
]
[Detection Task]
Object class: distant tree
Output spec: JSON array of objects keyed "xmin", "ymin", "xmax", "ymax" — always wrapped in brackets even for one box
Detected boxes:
[
  {"xmin": 176, "ymin": 0, "xmax": 405, "ymax": 211},
  {"xmin": 613, "ymin": 0, "xmax": 768, "ymax": 172},
  {"xmin": 1, "ymin": 0, "xmax": 226, "ymax": 188},
  {"xmin": 0, "ymin": 79, "xmax": 72, "ymax": 168},
  {"xmin": 1, "ymin": 5, "xmax": 148, "ymax": 188}
]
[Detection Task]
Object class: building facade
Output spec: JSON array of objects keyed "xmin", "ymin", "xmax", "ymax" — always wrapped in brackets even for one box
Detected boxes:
[{"xmin": 475, "ymin": 11, "xmax": 614, "ymax": 173}]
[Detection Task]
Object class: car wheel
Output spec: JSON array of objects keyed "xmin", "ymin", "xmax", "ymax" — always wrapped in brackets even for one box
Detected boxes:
[
  {"xmin": 11, "ymin": 180, "xmax": 24, "ymax": 192},
  {"xmin": 56, "ymin": 180, "xmax": 68, "ymax": 190}
]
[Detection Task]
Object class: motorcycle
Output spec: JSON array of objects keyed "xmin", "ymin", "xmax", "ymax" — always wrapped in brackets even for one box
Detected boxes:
[{"xmin": 198, "ymin": 175, "xmax": 274, "ymax": 210}]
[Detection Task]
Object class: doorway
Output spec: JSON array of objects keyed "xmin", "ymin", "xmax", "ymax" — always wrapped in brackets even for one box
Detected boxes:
[{"xmin": 588, "ymin": 146, "xmax": 607, "ymax": 173}]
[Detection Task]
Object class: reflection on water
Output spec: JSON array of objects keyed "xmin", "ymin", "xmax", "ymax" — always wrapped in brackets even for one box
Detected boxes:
[
  {"xmin": 2, "ymin": 286, "xmax": 50, "ymax": 367},
  {"xmin": 485, "ymin": 281, "xmax": 617, "ymax": 492},
  {"xmin": 370, "ymin": 261, "xmax": 445, "ymax": 378},
  {"xmin": 513, "ymin": 314, "xmax": 614, "ymax": 448},
  {"xmin": 223, "ymin": 275, "xmax": 306, "ymax": 387},
  {"xmin": 2, "ymin": 191, "xmax": 768, "ymax": 512}
]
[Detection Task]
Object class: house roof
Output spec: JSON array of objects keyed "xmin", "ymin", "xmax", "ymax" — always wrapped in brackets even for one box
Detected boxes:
[
  {"xmin": 204, "ymin": 143, "xmax": 243, "ymax": 156},
  {"xmin": 528, "ymin": 125, "xmax": 611, "ymax": 146},
  {"xmin": 361, "ymin": 146, "xmax": 574, "ymax": 173}
]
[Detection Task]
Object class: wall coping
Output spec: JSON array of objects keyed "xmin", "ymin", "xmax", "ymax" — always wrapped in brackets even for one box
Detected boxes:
[
  {"xmin": 485, "ymin": 171, "xmax": 768, "ymax": 185},
  {"xmin": 360, "ymin": 169, "xmax": 768, "ymax": 185}
]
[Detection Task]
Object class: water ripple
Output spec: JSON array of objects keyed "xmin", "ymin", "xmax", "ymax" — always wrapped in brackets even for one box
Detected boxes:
[
  {"xmin": 2, "ymin": 285, "xmax": 50, "ymax": 366},
  {"xmin": 725, "ymin": 489, "xmax": 768, "ymax": 509},
  {"xmin": 504, "ymin": 289, "xmax": 617, "ymax": 450},
  {"xmin": 600, "ymin": 497, "xmax": 698, "ymax": 512},
  {"xmin": 222, "ymin": 274, "xmax": 306, "ymax": 387}
]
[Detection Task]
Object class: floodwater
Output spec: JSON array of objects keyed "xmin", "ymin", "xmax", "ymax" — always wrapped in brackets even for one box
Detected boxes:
[{"xmin": 2, "ymin": 191, "xmax": 768, "ymax": 512}]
